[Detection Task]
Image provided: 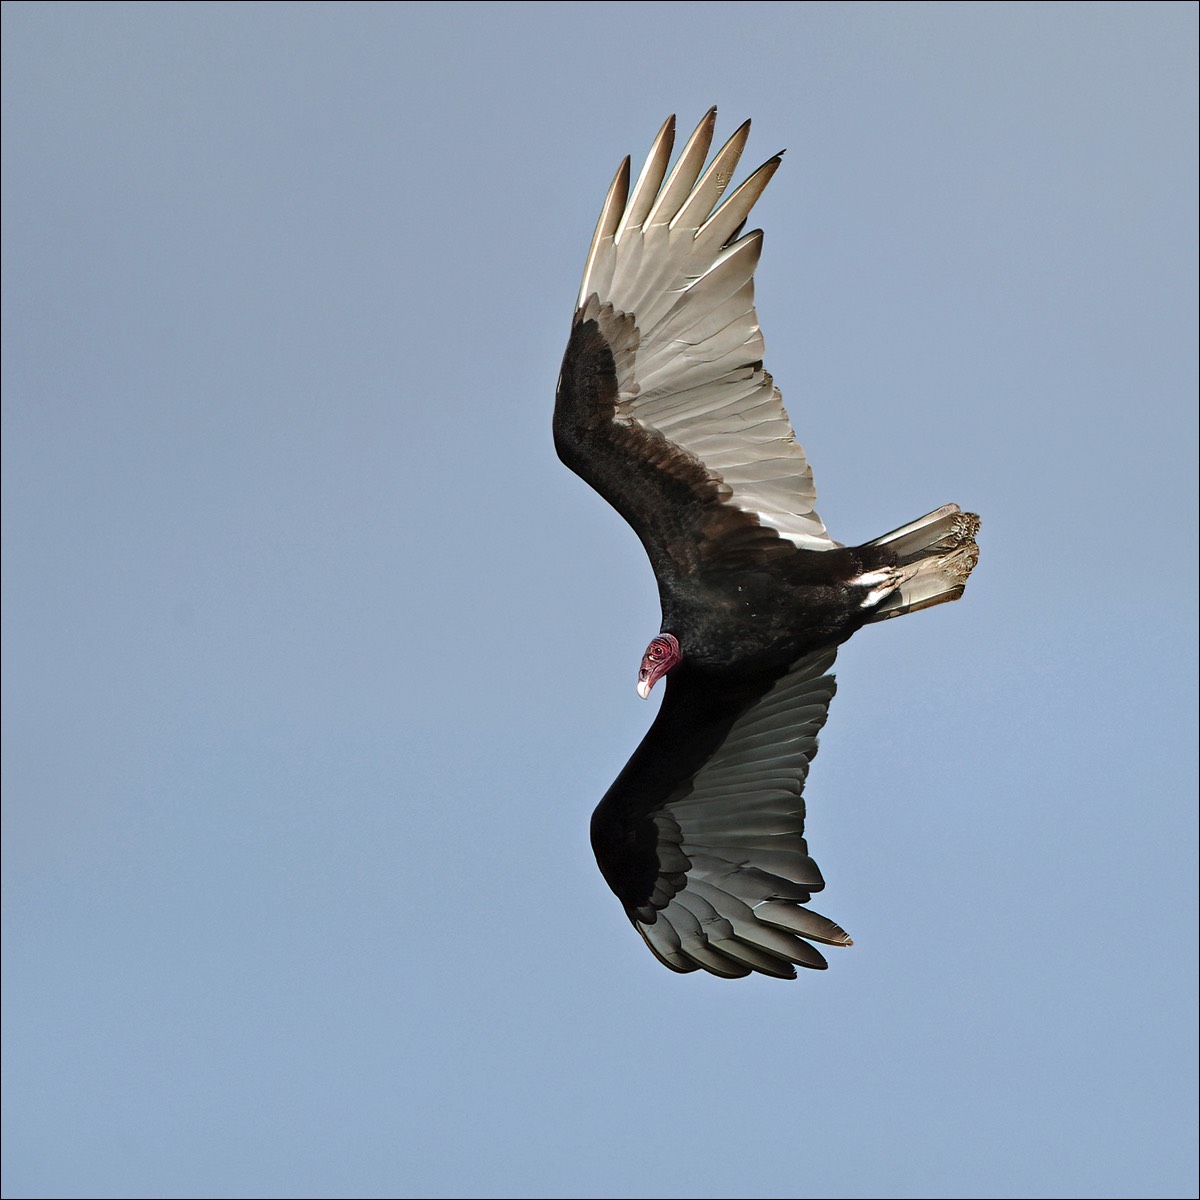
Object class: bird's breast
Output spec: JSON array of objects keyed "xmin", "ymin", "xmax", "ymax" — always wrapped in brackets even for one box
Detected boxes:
[{"xmin": 666, "ymin": 556, "xmax": 870, "ymax": 671}]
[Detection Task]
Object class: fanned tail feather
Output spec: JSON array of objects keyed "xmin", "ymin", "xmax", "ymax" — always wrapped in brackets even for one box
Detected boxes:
[{"xmin": 865, "ymin": 504, "xmax": 980, "ymax": 621}]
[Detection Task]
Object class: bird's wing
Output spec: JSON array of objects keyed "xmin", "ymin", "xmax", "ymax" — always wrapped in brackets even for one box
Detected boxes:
[
  {"xmin": 554, "ymin": 108, "xmax": 837, "ymax": 577},
  {"xmin": 590, "ymin": 648, "xmax": 851, "ymax": 979}
]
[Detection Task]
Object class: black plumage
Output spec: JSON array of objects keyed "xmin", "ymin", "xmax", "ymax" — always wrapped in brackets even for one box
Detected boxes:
[{"xmin": 555, "ymin": 110, "xmax": 980, "ymax": 979}]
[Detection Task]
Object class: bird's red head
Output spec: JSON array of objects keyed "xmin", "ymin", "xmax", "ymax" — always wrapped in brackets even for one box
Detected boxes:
[{"xmin": 637, "ymin": 633, "xmax": 681, "ymax": 699}]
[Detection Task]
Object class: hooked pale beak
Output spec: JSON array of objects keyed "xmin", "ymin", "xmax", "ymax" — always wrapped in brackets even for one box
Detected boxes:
[{"xmin": 636, "ymin": 633, "xmax": 681, "ymax": 699}]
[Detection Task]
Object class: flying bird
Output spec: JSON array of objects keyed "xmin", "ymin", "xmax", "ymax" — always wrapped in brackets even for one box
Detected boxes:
[{"xmin": 554, "ymin": 110, "xmax": 980, "ymax": 979}]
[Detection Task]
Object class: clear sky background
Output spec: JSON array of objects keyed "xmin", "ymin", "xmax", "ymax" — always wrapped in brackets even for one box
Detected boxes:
[{"xmin": 3, "ymin": 4, "xmax": 1197, "ymax": 1198}]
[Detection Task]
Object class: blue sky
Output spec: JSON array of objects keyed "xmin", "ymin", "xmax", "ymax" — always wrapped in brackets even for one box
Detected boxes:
[{"xmin": 2, "ymin": 3, "xmax": 1196, "ymax": 1198}]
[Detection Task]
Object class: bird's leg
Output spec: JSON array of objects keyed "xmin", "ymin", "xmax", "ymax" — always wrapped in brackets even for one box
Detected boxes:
[{"xmin": 849, "ymin": 567, "xmax": 905, "ymax": 609}]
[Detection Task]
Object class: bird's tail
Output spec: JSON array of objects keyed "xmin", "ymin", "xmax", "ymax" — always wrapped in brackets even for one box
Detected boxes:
[{"xmin": 863, "ymin": 504, "xmax": 980, "ymax": 622}]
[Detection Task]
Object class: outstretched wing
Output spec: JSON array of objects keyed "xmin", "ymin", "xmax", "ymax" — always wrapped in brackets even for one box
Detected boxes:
[
  {"xmin": 554, "ymin": 108, "xmax": 837, "ymax": 584},
  {"xmin": 590, "ymin": 649, "xmax": 852, "ymax": 979}
]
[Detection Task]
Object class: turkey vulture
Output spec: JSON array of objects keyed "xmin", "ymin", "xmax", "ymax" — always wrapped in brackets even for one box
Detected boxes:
[{"xmin": 554, "ymin": 110, "xmax": 980, "ymax": 979}]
